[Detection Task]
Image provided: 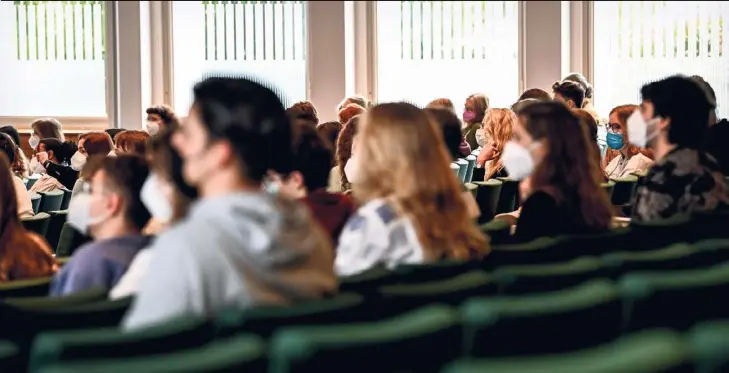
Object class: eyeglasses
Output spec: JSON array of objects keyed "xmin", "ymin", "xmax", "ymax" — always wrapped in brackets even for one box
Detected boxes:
[{"xmin": 605, "ymin": 123, "xmax": 621, "ymax": 133}]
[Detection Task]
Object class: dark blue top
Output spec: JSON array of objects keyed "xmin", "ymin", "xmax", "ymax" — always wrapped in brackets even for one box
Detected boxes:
[{"xmin": 50, "ymin": 235, "xmax": 153, "ymax": 296}]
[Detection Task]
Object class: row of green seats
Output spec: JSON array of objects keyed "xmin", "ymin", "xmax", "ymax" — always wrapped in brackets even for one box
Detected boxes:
[
  {"xmin": 24, "ymin": 277, "xmax": 729, "ymax": 372},
  {"xmin": 20, "ymin": 209, "xmax": 91, "ymax": 256},
  {"xmin": 340, "ymin": 239, "xmax": 729, "ymax": 295}
]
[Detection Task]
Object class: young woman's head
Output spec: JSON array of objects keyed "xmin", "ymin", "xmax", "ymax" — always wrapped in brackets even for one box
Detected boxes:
[
  {"xmin": 338, "ymin": 103, "xmax": 366, "ymax": 125},
  {"xmin": 552, "ymin": 81, "xmax": 585, "ymax": 109},
  {"xmin": 353, "ymin": 102, "xmax": 489, "ymax": 260},
  {"xmin": 337, "ymin": 95, "xmax": 370, "ymax": 112},
  {"xmin": 509, "ymin": 102, "xmax": 612, "ymax": 229},
  {"xmin": 36, "ymin": 139, "xmax": 77, "ymax": 165},
  {"xmin": 142, "ymin": 129, "xmax": 198, "ymax": 223},
  {"xmin": 482, "ymin": 108, "xmax": 517, "ymax": 179},
  {"xmin": 426, "ymin": 98, "xmax": 457, "ymax": 114},
  {"xmin": 30, "ymin": 118, "xmax": 64, "ymax": 148},
  {"xmin": 0, "ymin": 126, "xmax": 21, "ymax": 147},
  {"xmin": 287, "ymin": 101, "xmax": 319, "ymax": 125},
  {"xmin": 115, "ymin": 130, "xmax": 150, "ymax": 156},
  {"xmin": 518, "ymin": 88, "xmax": 552, "ymax": 102},
  {"xmin": 335, "ymin": 115, "xmax": 362, "ymax": 190},
  {"xmin": 463, "ymin": 94, "xmax": 489, "ymax": 124},
  {"xmin": 424, "ymin": 108, "xmax": 462, "ymax": 161},
  {"xmin": 75, "ymin": 132, "xmax": 114, "ymax": 171}
]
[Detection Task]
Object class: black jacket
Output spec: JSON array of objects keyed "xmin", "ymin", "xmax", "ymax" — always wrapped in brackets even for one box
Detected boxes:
[{"xmin": 44, "ymin": 161, "xmax": 79, "ymax": 190}]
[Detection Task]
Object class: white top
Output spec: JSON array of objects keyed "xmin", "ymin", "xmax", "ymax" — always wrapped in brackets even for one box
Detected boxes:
[
  {"xmin": 605, "ymin": 152, "xmax": 653, "ymax": 179},
  {"xmin": 13, "ymin": 176, "xmax": 34, "ymax": 218},
  {"xmin": 110, "ymin": 248, "xmax": 152, "ymax": 299},
  {"xmin": 335, "ymin": 198, "xmax": 425, "ymax": 277}
]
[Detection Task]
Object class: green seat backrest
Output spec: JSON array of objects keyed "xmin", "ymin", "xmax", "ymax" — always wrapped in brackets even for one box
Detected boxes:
[
  {"xmin": 485, "ymin": 237, "xmax": 563, "ymax": 269},
  {"xmin": 31, "ymin": 317, "xmax": 214, "ymax": 373},
  {"xmin": 444, "ymin": 330, "xmax": 688, "ymax": 373},
  {"xmin": 31, "ymin": 193, "xmax": 42, "ymax": 214},
  {"xmin": 38, "ymin": 190, "xmax": 65, "ymax": 213},
  {"xmin": 394, "ymin": 259, "xmax": 482, "ymax": 284},
  {"xmin": 557, "ymin": 228, "xmax": 632, "ymax": 258},
  {"xmin": 59, "ymin": 190, "xmax": 73, "ymax": 211},
  {"xmin": 456, "ymin": 158, "xmax": 469, "ymax": 182},
  {"xmin": 4, "ymin": 288, "xmax": 107, "ymax": 310},
  {"xmin": 689, "ymin": 320, "xmax": 729, "ymax": 373},
  {"xmin": 339, "ymin": 265, "xmax": 394, "ymax": 294},
  {"xmin": 601, "ymin": 243, "xmax": 724, "ymax": 276},
  {"xmin": 495, "ymin": 256, "xmax": 606, "ymax": 294},
  {"xmin": 378, "ymin": 271, "xmax": 496, "ymax": 313},
  {"xmin": 55, "ymin": 222, "xmax": 91, "ymax": 256},
  {"xmin": 473, "ymin": 179, "xmax": 503, "ymax": 223},
  {"xmin": 620, "ymin": 261, "xmax": 729, "ymax": 331},
  {"xmin": 465, "ymin": 155, "xmax": 476, "ymax": 183},
  {"xmin": 628, "ymin": 215, "xmax": 693, "ymax": 250},
  {"xmin": 36, "ymin": 334, "xmax": 265, "ymax": 373},
  {"xmin": 495, "ymin": 177, "xmax": 519, "ymax": 214},
  {"xmin": 450, "ymin": 163, "xmax": 460, "ymax": 177},
  {"xmin": 0, "ymin": 277, "xmax": 51, "ymax": 298},
  {"xmin": 689, "ymin": 211, "xmax": 729, "ymax": 240},
  {"xmin": 216, "ymin": 293, "xmax": 370, "ymax": 338},
  {"xmin": 610, "ymin": 175, "xmax": 638, "ymax": 206},
  {"xmin": 269, "ymin": 305, "xmax": 460, "ymax": 373},
  {"xmin": 464, "ymin": 183, "xmax": 478, "ymax": 198},
  {"xmin": 45, "ymin": 210, "xmax": 68, "ymax": 250},
  {"xmin": 601, "ymin": 181, "xmax": 616, "ymax": 200},
  {"xmin": 0, "ymin": 340, "xmax": 20, "ymax": 372},
  {"xmin": 26, "ymin": 176, "xmax": 40, "ymax": 190},
  {"xmin": 21, "ymin": 213, "xmax": 51, "ymax": 237},
  {"xmin": 462, "ymin": 279, "xmax": 622, "ymax": 357},
  {"xmin": 480, "ymin": 219, "xmax": 511, "ymax": 245}
]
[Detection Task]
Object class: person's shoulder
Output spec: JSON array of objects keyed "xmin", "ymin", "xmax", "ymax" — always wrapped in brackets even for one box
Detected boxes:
[{"xmin": 523, "ymin": 190, "xmax": 558, "ymax": 208}]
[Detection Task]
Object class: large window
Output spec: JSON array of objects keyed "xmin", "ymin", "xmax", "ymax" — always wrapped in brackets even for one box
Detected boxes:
[
  {"xmin": 594, "ymin": 1, "xmax": 729, "ymax": 117},
  {"xmin": 0, "ymin": 1, "xmax": 107, "ymax": 117},
  {"xmin": 375, "ymin": 1, "xmax": 519, "ymax": 109},
  {"xmin": 171, "ymin": 1, "xmax": 307, "ymax": 112}
]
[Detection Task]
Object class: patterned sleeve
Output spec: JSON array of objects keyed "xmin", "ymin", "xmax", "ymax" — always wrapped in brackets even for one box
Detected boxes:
[
  {"xmin": 334, "ymin": 207, "xmax": 392, "ymax": 277},
  {"xmin": 631, "ymin": 164, "xmax": 679, "ymax": 222}
]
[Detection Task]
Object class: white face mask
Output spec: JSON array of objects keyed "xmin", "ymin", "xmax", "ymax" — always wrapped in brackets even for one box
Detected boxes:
[
  {"xmin": 141, "ymin": 174, "xmax": 173, "ymax": 222},
  {"xmin": 29, "ymin": 156, "xmax": 46, "ymax": 175},
  {"xmin": 146, "ymin": 121, "xmax": 160, "ymax": 135},
  {"xmin": 501, "ymin": 140, "xmax": 539, "ymax": 180},
  {"xmin": 29, "ymin": 135, "xmax": 40, "ymax": 149},
  {"xmin": 627, "ymin": 109, "xmax": 660, "ymax": 148},
  {"xmin": 70, "ymin": 151, "xmax": 87, "ymax": 171},
  {"xmin": 475, "ymin": 128, "xmax": 487, "ymax": 147},
  {"xmin": 67, "ymin": 192, "xmax": 109, "ymax": 234}
]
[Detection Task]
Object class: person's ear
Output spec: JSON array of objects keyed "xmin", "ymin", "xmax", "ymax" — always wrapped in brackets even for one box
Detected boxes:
[
  {"xmin": 106, "ymin": 192, "xmax": 124, "ymax": 217},
  {"xmin": 289, "ymin": 171, "xmax": 305, "ymax": 190},
  {"xmin": 46, "ymin": 150, "xmax": 54, "ymax": 161},
  {"xmin": 657, "ymin": 117, "xmax": 671, "ymax": 131}
]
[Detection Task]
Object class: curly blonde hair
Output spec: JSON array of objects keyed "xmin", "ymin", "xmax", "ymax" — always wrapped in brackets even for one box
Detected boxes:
[{"xmin": 483, "ymin": 108, "xmax": 517, "ymax": 180}]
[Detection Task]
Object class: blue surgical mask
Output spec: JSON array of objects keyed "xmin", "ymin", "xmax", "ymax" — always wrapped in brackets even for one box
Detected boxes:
[{"xmin": 606, "ymin": 132, "xmax": 625, "ymax": 150}]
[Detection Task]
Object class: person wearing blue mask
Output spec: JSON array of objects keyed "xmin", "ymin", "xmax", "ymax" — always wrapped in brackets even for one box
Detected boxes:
[{"xmin": 603, "ymin": 104, "xmax": 653, "ymax": 179}]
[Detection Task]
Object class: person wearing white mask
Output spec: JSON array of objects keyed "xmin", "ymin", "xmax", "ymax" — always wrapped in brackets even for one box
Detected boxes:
[
  {"xmin": 630, "ymin": 76, "xmax": 729, "ymax": 222},
  {"xmin": 503, "ymin": 101, "xmax": 613, "ymax": 242},
  {"xmin": 145, "ymin": 105, "xmax": 180, "ymax": 135},
  {"xmin": 110, "ymin": 130, "xmax": 197, "ymax": 299},
  {"xmin": 50, "ymin": 155, "xmax": 152, "ymax": 296},
  {"xmin": 29, "ymin": 139, "xmax": 79, "ymax": 193},
  {"xmin": 69, "ymin": 131, "xmax": 115, "ymax": 198},
  {"xmin": 30, "ymin": 117, "xmax": 65, "ymax": 145}
]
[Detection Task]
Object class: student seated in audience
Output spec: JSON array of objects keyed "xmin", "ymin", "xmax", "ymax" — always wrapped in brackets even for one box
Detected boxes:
[
  {"xmin": 476, "ymin": 108, "xmax": 516, "ymax": 180},
  {"xmin": 425, "ymin": 108, "xmax": 480, "ymax": 219},
  {"xmin": 329, "ymin": 115, "xmax": 362, "ymax": 192},
  {"xmin": 506, "ymin": 102, "xmax": 613, "ymax": 241},
  {"xmin": 335, "ymin": 103, "xmax": 489, "ymax": 276},
  {"xmin": 426, "ymin": 98, "xmax": 457, "ymax": 113},
  {"xmin": 426, "ymin": 98, "xmax": 474, "ymax": 157},
  {"xmin": 518, "ymin": 88, "xmax": 552, "ymax": 102},
  {"xmin": 338, "ymin": 103, "xmax": 366, "ymax": 126},
  {"xmin": 631, "ymin": 75, "xmax": 729, "ymax": 222},
  {"xmin": 337, "ymin": 95, "xmax": 371, "ymax": 111},
  {"xmin": 110, "ymin": 130, "xmax": 197, "ymax": 299},
  {"xmin": 462, "ymin": 93, "xmax": 489, "ymax": 150},
  {"xmin": 114, "ymin": 130, "xmax": 150, "ymax": 156},
  {"xmin": 269, "ymin": 124, "xmax": 356, "ymax": 246},
  {"xmin": 70, "ymin": 131, "xmax": 115, "ymax": 197},
  {"xmin": 0, "ymin": 133, "xmax": 33, "ymax": 218},
  {"xmin": 552, "ymin": 80, "xmax": 586, "ymax": 110},
  {"xmin": 561, "ymin": 73, "xmax": 601, "ymax": 123},
  {"xmin": 29, "ymin": 139, "xmax": 79, "ymax": 192},
  {"xmin": 316, "ymin": 121, "xmax": 342, "ymax": 149},
  {"xmin": 0, "ymin": 153, "xmax": 57, "ymax": 282},
  {"xmin": 51, "ymin": 155, "xmax": 152, "ymax": 296},
  {"xmin": 692, "ymin": 75, "xmax": 729, "ymax": 176},
  {"xmin": 0, "ymin": 126, "xmax": 30, "ymax": 178},
  {"xmin": 122, "ymin": 77, "xmax": 335, "ymax": 330},
  {"xmin": 287, "ymin": 101, "xmax": 320, "ymax": 125},
  {"xmin": 603, "ymin": 104, "xmax": 654, "ymax": 179},
  {"xmin": 29, "ymin": 118, "xmax": 65, "ymax": 148},
  {"xmin": 146, "ymin": 105, "xmax": 180, "ymax": 135}
]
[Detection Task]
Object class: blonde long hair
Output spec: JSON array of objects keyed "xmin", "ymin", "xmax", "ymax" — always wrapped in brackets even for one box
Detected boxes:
[
  {"xmin": 483, "ymin": 108, "xmax": 516, "ymax": 180},
  {"xmin": 354, "ymin": 103, "xmax": 489, "ymax": 260}
]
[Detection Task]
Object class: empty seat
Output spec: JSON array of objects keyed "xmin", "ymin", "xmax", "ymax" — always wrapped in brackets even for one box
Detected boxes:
[
  {"xmin": 31, "ymin": 193, "xmax": 41, "ymax": 214},
  {"xmin": 36, "ymin": 334, "xmax": 265, "ymax": 373},
  {"xmin": 456, "ymin": 159, "xmax": 469, "ymax": 182},
  {"xmin": 45, "ymin": 211, "xmax": 68, "ymax": 250},
  {"xmin": 462, "ymin": 279, "xmax": 623, "ymax": 357},
  {"xmin": 59, "ymin": 190, "xmax": 73, "ymax": 210},
  {"xmin": 464, "ymin": 155, "xmax": 476, "ymax": 182},
  {"xmin": 21, "ymin": 213, "xmax": 51, "ymax": 237},
  {"xmin": 495, "ymin": 177, "xmax": 520, "ymax": 214},
  {"xmin": 38, "ymin": 190, "xmax": 64, "ymax": 213},
  {"xmin": 444, "ymin": 330, "xmax": 690, "ymax": 373},
  {"xmin": 495, "ymin": 256, "xmax": 606, "ymax": 294},
  {"xmin": 450, "ymin": 163, "xmax": 460, "ymax": 177},
  {"xmin": 269, "ymin": 305, "xmax": 460, "ymax": 373},
  {"xmin": 473, "ymin": 179, "xmax": 503, "ymax": 223},
  {"xmin": 31, "ymin": 317, "xmax": 214, "ymax": 373}
]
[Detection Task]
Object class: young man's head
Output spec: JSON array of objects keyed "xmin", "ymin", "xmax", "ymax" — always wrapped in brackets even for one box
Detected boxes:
[
  {"xmin": 271, "ymin": 124, "xmax": 333, "ymax": 199},
  {"xmin": 552, "ymin": 81, "xmax": 586, "ymax": 109},
  {"xmin": 172, "ymin": 77, "xmax": 294, "ymax": 197},
  {"xmin": 72, "ymin": 155, "xmax": 151, "ymax": 239}
]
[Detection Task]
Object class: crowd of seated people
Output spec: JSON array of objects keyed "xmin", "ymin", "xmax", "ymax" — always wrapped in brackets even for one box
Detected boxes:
[{"xmin": 0, "ymin": 72, "xmax": 726, "ymax": 349}]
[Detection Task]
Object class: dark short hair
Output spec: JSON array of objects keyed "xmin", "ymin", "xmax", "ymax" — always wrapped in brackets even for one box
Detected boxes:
[
  {"xmin": 84, "ymin": 154, "xmax": 151, "ymax": 230},
  {"xmin": 315, "ymin": 121, "xmax": 342, "ymax": 149},
  {"xmin": 0, "ymin": 133, "xmax": 17, "ymax": 163},
  {"xmin": 146, "ymin": 105, "xmax": 180, "ymax": 130},
  {"xmin": 0, "ymin": 126, "xmax": 21, "ymax": 147},
  {"xmin": 562, "ymin": 73, "xmax": 593, "ymax": 99},
  {"xmin": 511, "ymin": 98, "xmax": 540, "ymax": 114},
  {"xmin": 290, "ymin": 124, "xmax": 333, "ymax": 191},
  {"xmin": 192, "ymin": 76, "xmax": 294, "ymax": 182},
  {"xmin": 690, "ymin": 75, "xmax": 717, "ymax": 105},
  {"xmin": 38, "ymin": 138, "xmax": 77, "ymax": 164},
  {"xmin": 640, "ymin": 75, "xmax": 715, "ymax": 149},
  {"xmin": 518, "ymin": 88, "xmax": 552, "ymax": 102},
  {"xmin": 425, "ymin": 108, "xmax": 462, "ymax": 160},
  {"xmin": 552, "ymin": 81, "xmax": 586, "ymax": 108}
]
